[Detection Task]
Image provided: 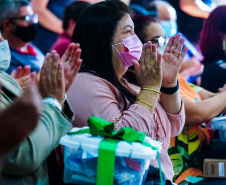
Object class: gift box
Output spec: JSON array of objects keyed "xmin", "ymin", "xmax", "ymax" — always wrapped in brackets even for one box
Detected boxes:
[{"xmin": 59, "ymin": 117, "xmax": 162, "ymax": 185}]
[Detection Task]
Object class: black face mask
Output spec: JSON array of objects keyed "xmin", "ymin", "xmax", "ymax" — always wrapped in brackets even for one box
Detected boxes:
[{"xmin": 13, "ymin": 24, "xmax": 37, "ymax": 42}]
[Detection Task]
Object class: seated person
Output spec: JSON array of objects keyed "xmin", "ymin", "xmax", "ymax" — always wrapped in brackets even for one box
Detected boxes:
[
  {"xmin": 133, "ymin": 14, "xmax": 226, "ymax": 184},
  {"xmin": 200, "ymin": 6, "xmax": 226, "ymax": 92},
  {"xmin": 0, "ymin": 0, "xmax": 44, "ymax": 75},
  {"xmin": 165, "ymin": 0, "xmax": 215, "ymax": 47},
  {"xmin": 51, "ymin": 1, "xmax": 90, "ymax": 57},
  {"xmin": 0, "ymin": 29, "xmax": 82, "ymax": 185},
  {"xmin": 148, "ymin": 1, "xmax": 204, "ymax": 84},
  {"xmin": 67, "ymin": 0, "xmax": 187, "ymax": 183}
]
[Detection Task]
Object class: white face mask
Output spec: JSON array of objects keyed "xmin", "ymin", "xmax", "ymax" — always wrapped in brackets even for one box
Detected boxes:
[
  {"xmin": 0, "ymin": 40, "xmax": 11, "ymax": 73},
  {"xmin": 159, "ymin": 20, "xmax": 177, "ymax": 37},
  {"xmin": 158, "ymin": 45, "xmax": 166, "ymax": 55}
]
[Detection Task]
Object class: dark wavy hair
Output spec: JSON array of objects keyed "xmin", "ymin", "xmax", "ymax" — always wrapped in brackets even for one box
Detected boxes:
[
  {"xmin": 200, "ymin": 5, "xmax": 226, "ymax": 64},
  {"xmin": 133, "ymin": 14, "xmax": 157, "ymax": 43},
  {"xmin": 62, "ymin": 1, "xmax": 90, "ymax": 31},
  {"xmin": 71, "ymin": 0, "xmax": 136, "ymax": 109}
]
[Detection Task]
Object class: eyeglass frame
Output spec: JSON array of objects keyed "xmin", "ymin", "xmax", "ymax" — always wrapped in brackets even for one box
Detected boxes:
[
  {"xmin": 148, "ymin": 36, "xmax": 169, "ymax": 48},
  {"xmin": 9, "ymin": 14, "xmax": 38, "ymax": 24}
]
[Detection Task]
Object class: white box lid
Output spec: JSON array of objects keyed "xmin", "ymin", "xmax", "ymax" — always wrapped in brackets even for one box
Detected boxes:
[{"xmin": 60, "ymin": 127, "xmax": 162, "ymax": 160}]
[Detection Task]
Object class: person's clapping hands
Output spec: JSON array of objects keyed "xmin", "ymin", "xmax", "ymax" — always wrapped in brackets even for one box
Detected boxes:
[
  {"xmin": 162, "ymin": 33, "xmax": 188, "ymax": 87},
  {"xmin": 133, "ymin": 41, "xmax": 162, "ymax": 90},
  {"xmin": 39, "ymin": 43, "xmax": 82, "ymax": 105},
  {"xmin": 39, "ymin": 51, "xmax": 65, "ymax": 105},
  {"xmin": 10, "ymin": 66, "xmax": 34, "ymax": 90}
]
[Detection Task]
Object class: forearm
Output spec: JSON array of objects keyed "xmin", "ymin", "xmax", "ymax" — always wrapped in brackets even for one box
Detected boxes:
[
  {"xmin": 185, "ymin": 92, "xmax": 226, "ymax": 125},
  {"xmin": 160, "ymin": 79, "xmax": 182, "ymax": 114},
  {"xmin": 160, "ymin": 90, "xmax": 182, "ymax": 114},
  {"xmin": 135, "ymin": 86, "xmax": 160, "ymax": 115},
  {"xmin": 37, "ymin": 10, "xmax": 63, "ymax": 33},
  {"xmin": 179, "ymin": 0, "xmax": 211, "ymax": 18},
  {"xmin": 198, "ymin": 88, "xmax": 216, "ymax": 100},
  {"xmin": 3, "ymin": 103, "xmax": 73, "ymax": 176},
  {"xmin": 32, "ymin": 3, "xmax": 63, "ymax": 34}
]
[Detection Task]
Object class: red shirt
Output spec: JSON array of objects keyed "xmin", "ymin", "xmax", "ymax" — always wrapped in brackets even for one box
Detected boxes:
[{"xmin": 51, "ymin": 33, "xmax": 71, "ymax": 57}]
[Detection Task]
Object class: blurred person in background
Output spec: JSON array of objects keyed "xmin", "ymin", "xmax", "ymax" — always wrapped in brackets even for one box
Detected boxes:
[
  {"xmin": 146, "ymin": 1, "xmax": 204, "ymax": 85},
  {"xmin": 200, "ymin": 6, "xmax": 226, "ymax": 93},
  {"xmin": 146, "ymin": 0, "xmax": 178, "ymax": 37},
  {"xmin": 166, "ymin": 0, "xmax": 215, "ymax": 46},
  {"xmin": 32, "ymin": 0, "xmax": 122, "ymax": 54},
  {"xmin": 51, "ymin": 1, "xmax": 90, "ymax": 57},
  {"xmin": 0, "ymin": 0, "xmax": 44, "ymax": 78},
  {"xmin": 31, "ymin": 0, "xmax": 76, "ymax": 54}
]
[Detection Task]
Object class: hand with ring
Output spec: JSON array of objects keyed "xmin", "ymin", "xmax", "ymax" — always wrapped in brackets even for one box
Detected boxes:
[
  {"xmin": 161, "ymin": 33, "xmax": 188, "ymax": 87},
  {"xmin": 133, "ymin": 41, "xmax": 162, "ymax": 90}
]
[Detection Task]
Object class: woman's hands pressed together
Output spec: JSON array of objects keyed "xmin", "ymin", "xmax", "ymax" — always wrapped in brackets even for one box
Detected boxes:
[
  {"xmin": 134, "ymin": 41, "xmax": 162, "ymax": 90},
  {"xmin": 133, "ymin": 41, "xmax": 162, "ymax": 114},
  {"xmin": 39, "ymin": 51, "xmax": 65, "ymax": 105}
]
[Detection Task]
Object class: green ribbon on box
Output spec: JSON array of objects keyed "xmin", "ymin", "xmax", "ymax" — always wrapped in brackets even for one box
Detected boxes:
[{"xmin": 68, "ymin": 116, "xmax": 163, "ymax": 185}]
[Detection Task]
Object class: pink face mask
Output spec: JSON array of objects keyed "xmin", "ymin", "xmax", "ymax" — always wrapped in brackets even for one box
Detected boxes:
[{"xmin": 112, "ymin": 34, "xmax": 143, "ymax": 67}]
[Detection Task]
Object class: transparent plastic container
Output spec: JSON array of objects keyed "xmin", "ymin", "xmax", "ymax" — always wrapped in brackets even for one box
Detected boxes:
[{"xmin": 60, "ymin": 127, "xmax": 162, "ymax": 185}]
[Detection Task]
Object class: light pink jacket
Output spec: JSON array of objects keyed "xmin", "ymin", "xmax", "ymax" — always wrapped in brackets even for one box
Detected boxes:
[{"xmin": 67, "ymin": 72, "xmax": 185, "ymax": 181}]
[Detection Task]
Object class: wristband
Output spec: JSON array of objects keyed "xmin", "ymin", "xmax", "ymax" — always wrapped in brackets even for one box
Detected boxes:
[
  {"xmin": 42, "ymin": 97, "xmax": 62, "ymax": 111},
  {"xmin": 160, "ymin": 80, "xmax": 179, "ymax": 95}
]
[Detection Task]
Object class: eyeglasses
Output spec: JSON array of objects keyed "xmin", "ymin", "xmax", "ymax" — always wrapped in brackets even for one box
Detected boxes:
[
  {"xmin": 149, "ymin": 36, "xmax": 169, "ymax": 48},
  {"xmin": 9, "ymin": 14, "xmax": 38, "ymax": 24}
]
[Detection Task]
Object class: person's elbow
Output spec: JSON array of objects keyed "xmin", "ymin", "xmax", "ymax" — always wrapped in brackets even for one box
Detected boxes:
[
  {"xmin": 180, "ymin": 4, "xmax": 191, "ymax": 14},
  {"xmin": 171, "ymin": 114, "xmax": 186, "ymax": 137},
  {"xmin": 185, "ymin": 112, "xmax": 208, "ymax": 125},
  {"xmin": 179, "ymin": 0, "xmax": 193, "ymax": 14}
]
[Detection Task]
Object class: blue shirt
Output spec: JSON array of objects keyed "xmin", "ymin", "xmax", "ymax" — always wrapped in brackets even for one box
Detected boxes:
[
  {"xmin": 33, "ymin": 0, "xmax": 76, "ymax": 54},
  {"xmin": 6, "ymin": 45, "xmax": 44, "ymax": 75}
]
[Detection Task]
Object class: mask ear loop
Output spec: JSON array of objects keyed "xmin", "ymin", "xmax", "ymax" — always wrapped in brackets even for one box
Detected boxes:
[{"xmin": 112, "ymin": 42, "xmax": 123, "ymax": 55}]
